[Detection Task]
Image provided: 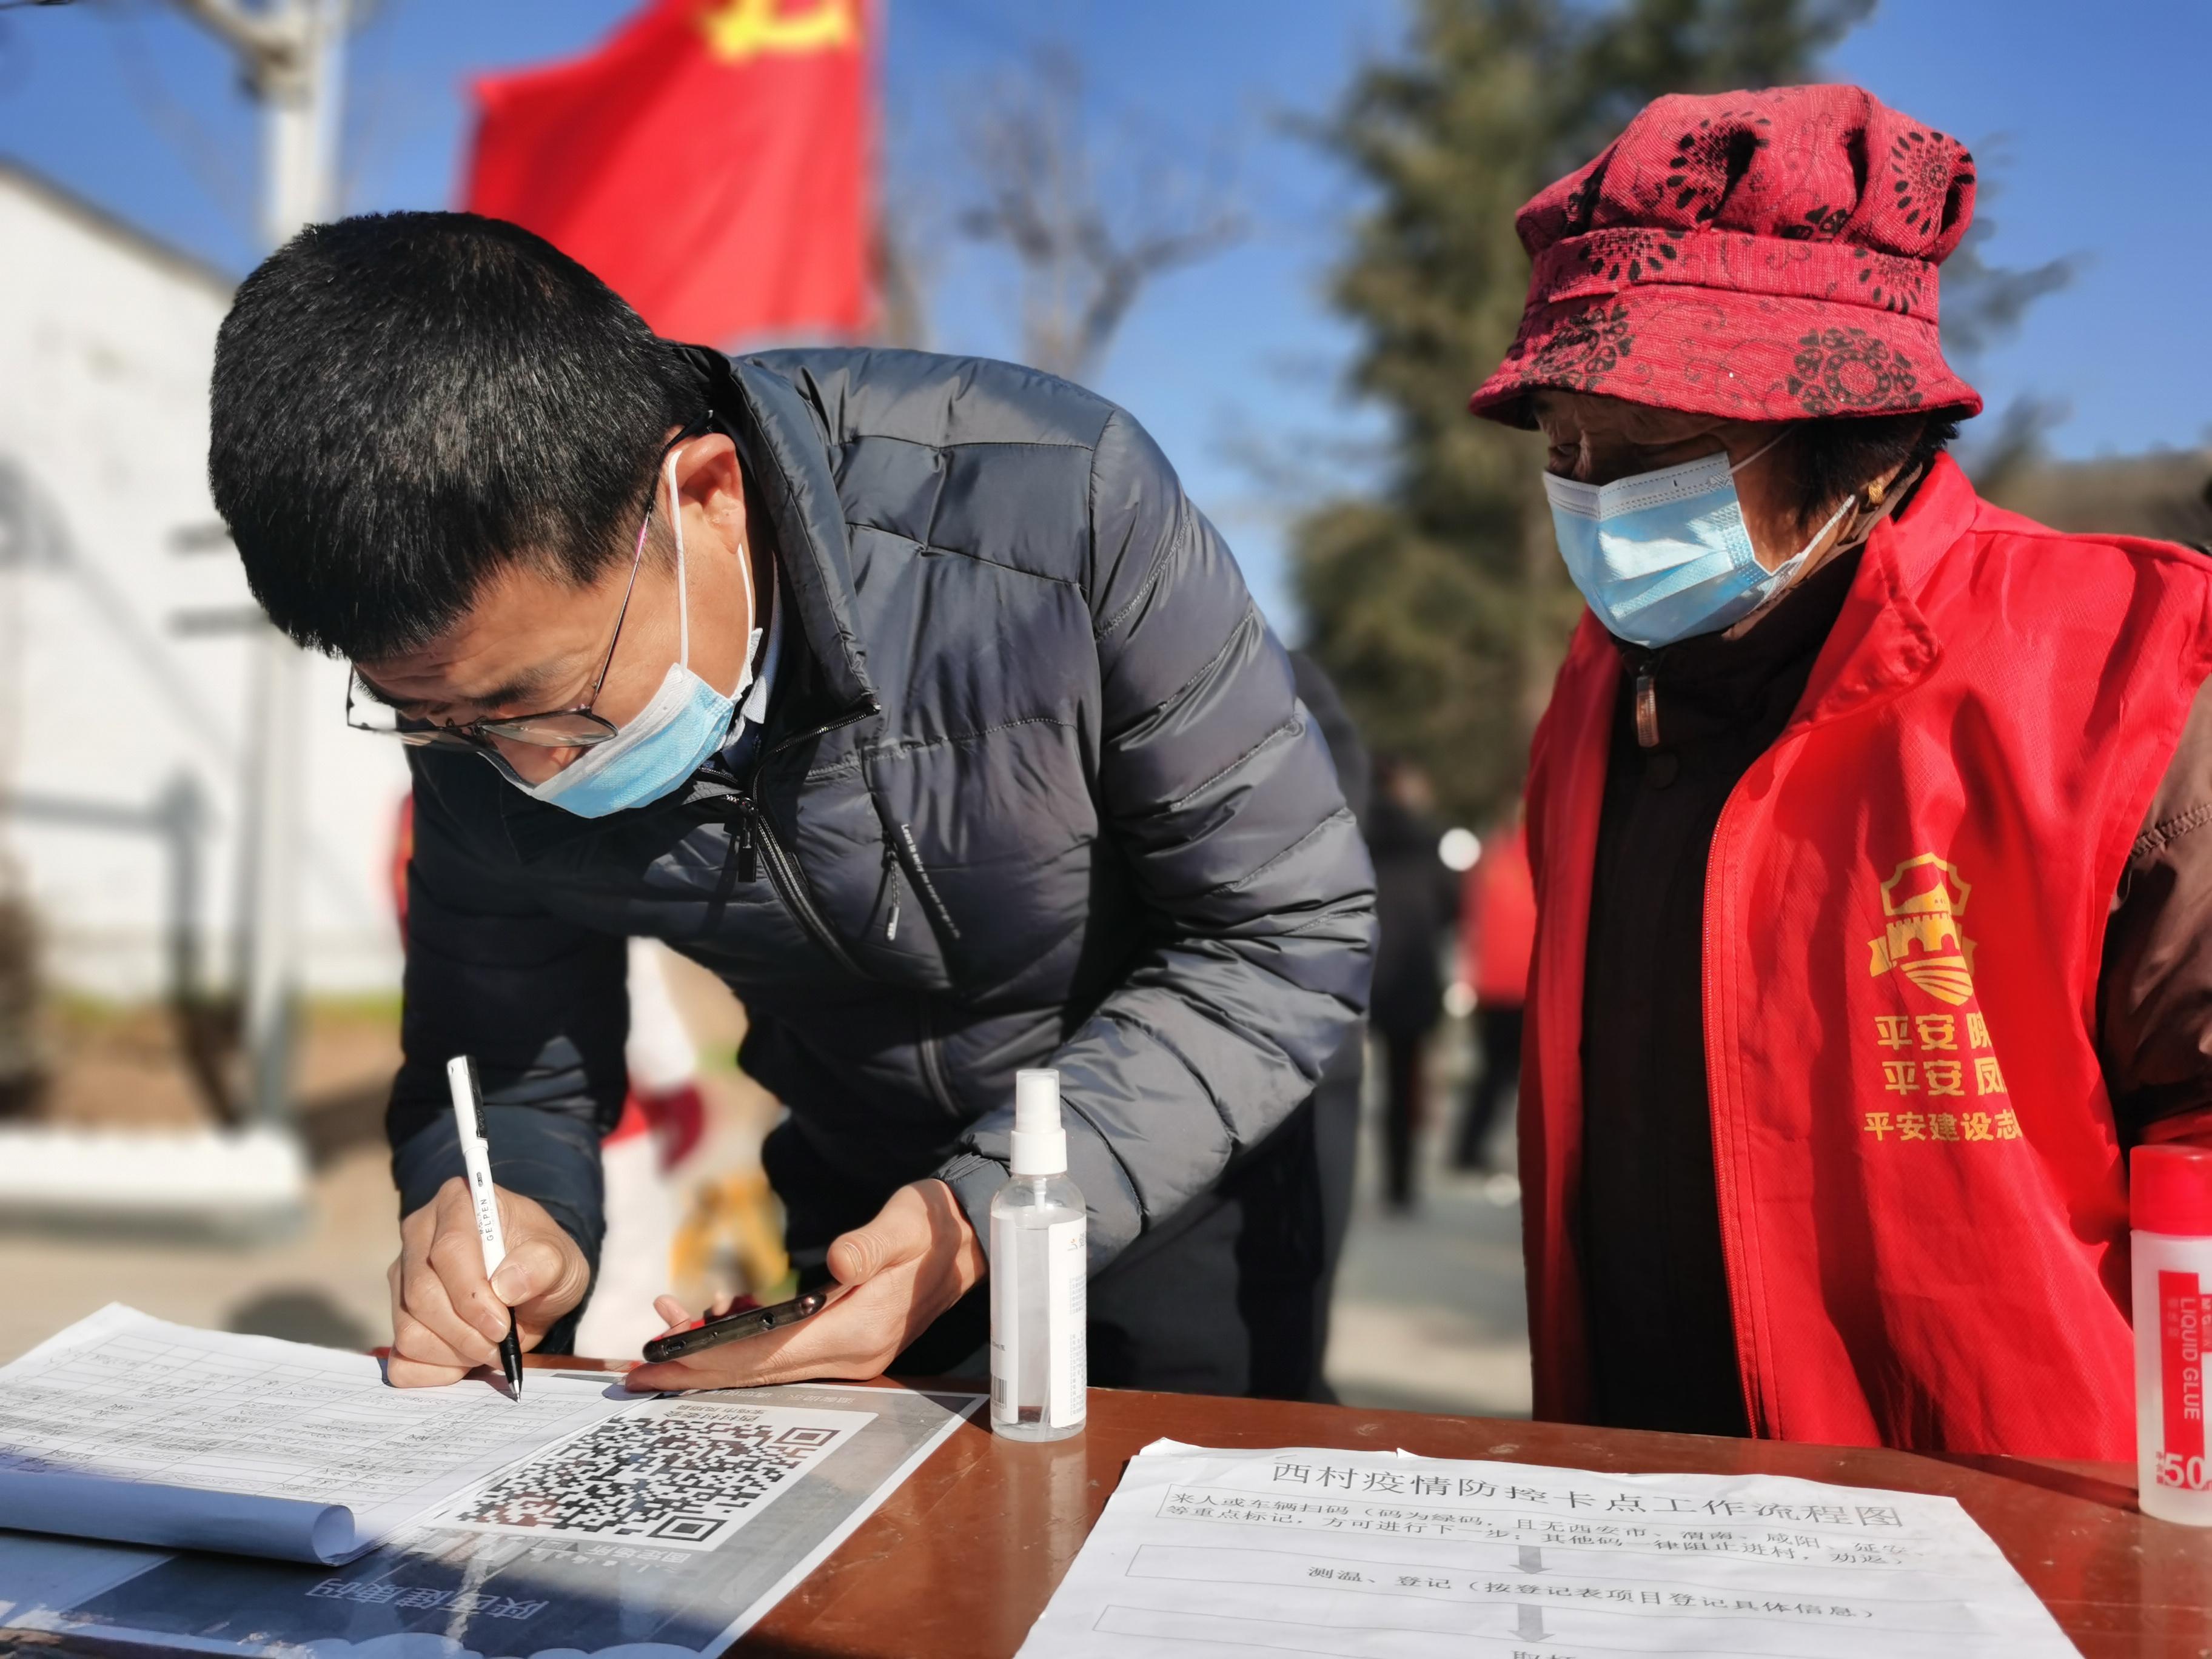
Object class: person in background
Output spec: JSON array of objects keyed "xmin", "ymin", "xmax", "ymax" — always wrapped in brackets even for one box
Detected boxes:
[
  {"xmin": 1473, "ymin": 84, "xmax": 2212, "ymax": 1459},
  {"xmin": 1366, "ymin": 757, "xmax": 1460, "ymax": 1213},
  {"xmin": 1450, "ymin": 811, "xmax": 1533, "ymax": 1175}
]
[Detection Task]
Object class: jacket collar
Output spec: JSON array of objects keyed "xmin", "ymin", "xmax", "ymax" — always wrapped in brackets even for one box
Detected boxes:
[
  {"xmin": 1786, "ymin": 452, "xmax": 1974, "ymax": 733},
  {"xmin": 1609, "ymin": 547, "xmax": 1866, "ymax": 748},
  {"xmin": 700, "ymin": 349, "xmax": 877, "ymax": 719},
  {"xmin": 492, "ymin": 349, "xmax": 881, "ymax": 863}
]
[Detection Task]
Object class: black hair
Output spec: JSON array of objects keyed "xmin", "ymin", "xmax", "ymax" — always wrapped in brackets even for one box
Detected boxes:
[
  {"xmin": 209, "ymin": 211, "xmax": 699, "ymax": 660},
  {"xmin": 1791, "ymin": 409, "xmax": 1965, "ymax": 531}
]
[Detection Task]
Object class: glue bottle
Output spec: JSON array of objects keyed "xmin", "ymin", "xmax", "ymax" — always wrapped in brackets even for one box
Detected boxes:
[
  {"xmin": 990, "ymin": 1068, "xmax": 1087, "ymax": 1441},
  {"xmin": 2133, "ymin": 1144, "xmax": 2212, "ymax": 1524}
]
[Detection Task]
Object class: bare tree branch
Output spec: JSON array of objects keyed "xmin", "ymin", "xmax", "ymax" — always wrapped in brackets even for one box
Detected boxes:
[{"xmin": 957, "ymin": 44, "xmax": 1246, "ymax": 383}]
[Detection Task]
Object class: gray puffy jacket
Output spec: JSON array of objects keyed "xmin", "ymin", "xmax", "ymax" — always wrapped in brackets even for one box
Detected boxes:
[{"xmin": 392, "ymin": 347, "xmax": 1375, "ymax": 1285}]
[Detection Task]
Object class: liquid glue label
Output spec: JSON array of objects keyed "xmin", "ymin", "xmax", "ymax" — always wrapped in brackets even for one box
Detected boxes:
[
  {"xmin": 1047, "ymin": 1218, "xmax": 1087, "ymax": 1429},
  {"xmin": 2160, "ymin": 1270, "xmax": 2212, "ymax": 1489},
  {"xmin": 988, "ymin": 1215, "xmax": 1021, "ymax": 1422}
]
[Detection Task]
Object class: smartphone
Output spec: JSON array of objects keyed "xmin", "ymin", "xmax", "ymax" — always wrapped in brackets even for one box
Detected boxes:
[{"xmin": 640, "ymin": 1289, "xmax": 830, "ymax": 1365}]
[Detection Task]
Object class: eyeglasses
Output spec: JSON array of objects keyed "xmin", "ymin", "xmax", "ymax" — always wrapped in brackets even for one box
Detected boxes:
[{"xmin": 345, "ymin": 434, "xmax": 692, "ymax": 751}]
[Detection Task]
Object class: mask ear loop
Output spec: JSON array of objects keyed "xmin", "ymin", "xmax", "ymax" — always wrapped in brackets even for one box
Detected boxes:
[
  {"xmin": 665, "ymin": 449, "xmax": 691, "ymax": 669},
  {"xmin": 1799, "ymin": 492, "xmax": 1857, "ymax": 563},
  {"xmin": 1726, "ymin": 430, "xmax": 1789, "ymax": 477},
  {"xmin": 1729, "ymin": 422, "xmax": 1849, "ymax": 564},
  {"xmin": 665, "ymin": 442, "xmax": 759, "ymax": 695}
]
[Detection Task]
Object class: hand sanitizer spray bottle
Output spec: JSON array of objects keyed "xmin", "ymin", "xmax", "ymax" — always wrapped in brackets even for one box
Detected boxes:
[
  {"xmin": 2134, "ymin": 1144, "xmax": 2212, "ymax": 1524},
  {"xmin": 990, "ymin": 1068, "xmax": 1087, "ymax": 1441}
]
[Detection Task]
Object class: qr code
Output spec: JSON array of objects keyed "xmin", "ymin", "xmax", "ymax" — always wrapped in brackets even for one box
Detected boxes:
[{"xmin": 441, "ymin": 1402, "xmax": 866, "ymax": 1550}]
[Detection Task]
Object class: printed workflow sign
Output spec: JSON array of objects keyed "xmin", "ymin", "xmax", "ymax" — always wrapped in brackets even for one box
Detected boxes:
[{"xmin": 1018, "ymin": 1440, "xmax": 2078, "ymax": 1658}]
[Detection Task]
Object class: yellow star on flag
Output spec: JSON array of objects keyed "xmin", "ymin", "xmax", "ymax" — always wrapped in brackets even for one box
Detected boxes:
[{"xmin": 700, "ymin": 0, "xmax": 858, "ymax": 64}]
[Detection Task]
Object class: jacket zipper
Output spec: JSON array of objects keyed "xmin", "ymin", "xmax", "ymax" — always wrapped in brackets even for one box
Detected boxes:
[
  {"xmin": 1700, "ymin": 782, "xmax": 1760, "ymax": 1435},
  {"xmin": 859, "ymin": 782, "xmax": 959, "ymax": 951},
  {"xmin": 890, "ymin": 822, "xmax": 962, "ymax": 942},
  {"xmin": 713, "ymin": 697, "xmax": 960, "ymax": 1122},
  {"xmin": 914, "ymin": 998, "xmax": 959, "ymax": 1117},
  {"xmin": 716, "ymin": 697, "xmax": 880, "ymax": 980},
  {"xmin": 1703, "ymin": 717, "xmax": 1820, "ymax": 1440},
  {"xmin": 734, "ymin": 794, "xmax": 870, "ymax": 980},
  {"xmin": 1661, "ymin": 517, "xmax": 1939, "ymax": 1436},
  {"xmin": 1635, "ymin": 672, "xmax": 1661, "ymax": 748}
]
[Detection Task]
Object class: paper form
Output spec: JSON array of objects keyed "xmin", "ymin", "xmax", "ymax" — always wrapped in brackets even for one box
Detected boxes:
[
  {"xmin": 0, "ymin": 1384, "xmax": 985, "ymax": 1659},
  {"xmin": 0, "ymin": 1305, "xmax": 644, "ymax": 1564},
  {"xmin": 1017, "ymin": 1440, "xmax": 2080, "ymax": 1658}
]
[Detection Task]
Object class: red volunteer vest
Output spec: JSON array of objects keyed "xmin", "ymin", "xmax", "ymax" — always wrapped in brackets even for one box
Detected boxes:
[{"xmin": 1521, "ymin": 456, "xmax": 2212, "ymax": 1458}]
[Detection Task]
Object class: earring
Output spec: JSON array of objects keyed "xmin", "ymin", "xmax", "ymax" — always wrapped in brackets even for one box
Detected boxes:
[{"xmin": 1866, "ymin": 478, "xmax": 1886, "ymax": 506}]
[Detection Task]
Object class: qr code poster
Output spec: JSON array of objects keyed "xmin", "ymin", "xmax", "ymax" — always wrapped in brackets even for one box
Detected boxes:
[{"xmin": 435, "ymin": 1401, "xmax": 873, "ymax": 1552}]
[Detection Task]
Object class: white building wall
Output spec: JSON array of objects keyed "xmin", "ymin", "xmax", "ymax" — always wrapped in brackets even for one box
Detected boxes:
[{"xmin": 0, "ymin": 167, "xmax": 410, "ymax": 998}]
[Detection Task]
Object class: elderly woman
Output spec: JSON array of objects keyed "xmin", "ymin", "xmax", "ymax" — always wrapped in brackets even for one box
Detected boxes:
[{"xmin": 1475, "ymin": 84, "xmax": 2212, "ymax": 1458}]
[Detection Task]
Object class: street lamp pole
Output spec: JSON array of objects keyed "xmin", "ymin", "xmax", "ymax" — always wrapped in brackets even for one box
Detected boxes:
[{"xmin": 170, "ymin": 0, "xmax": 349, "ymax": 1127}]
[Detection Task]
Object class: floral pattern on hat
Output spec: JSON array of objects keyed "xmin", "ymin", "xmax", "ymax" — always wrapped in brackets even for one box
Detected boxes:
[
  {"xmin": 1578, "ymin": 229, "xmax": 1685, "ymax": 284},
  {"xmin": 1661, "ymin": 107, "xmax": 1772, "ymax": 224},
  {"xmin": 1782, "ymin": 203, "xmax": 1854, "ymax": 242},
  {"xmin": 1889, "ymin": 126, "xmax": 1973, "ymax": 240},
  {"xmin": 1786, "ymin": 326, "xmax": 1923, "ymax": 415},
  {"xmin": 1851, "ymin": 249, "xmax": 1929, "ymax": 317},
  {"xmin": 1473, "ymin": 84, "xmax": 1980, "ymax": 425},
  {"xmin": 1523, "ymin": 303, "xmax": 1638, "ymax": 392},
  {"xmin": 1491, "ymin": 291, "xmax": 1951, "ymax": 423}
]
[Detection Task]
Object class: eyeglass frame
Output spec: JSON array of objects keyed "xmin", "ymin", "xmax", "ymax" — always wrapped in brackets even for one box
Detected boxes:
[{"xmin": 344, "ymin": 425, "xmax": 708, "ymax": 752}]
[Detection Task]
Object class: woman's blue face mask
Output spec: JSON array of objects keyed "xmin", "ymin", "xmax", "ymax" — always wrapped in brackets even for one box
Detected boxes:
[{"xmin": 1543, "ymin": 434, "xmax": 1849, "ymax": 649}]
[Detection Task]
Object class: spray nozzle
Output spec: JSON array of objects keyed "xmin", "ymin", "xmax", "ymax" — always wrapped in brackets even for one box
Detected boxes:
[{"xmin": 1010, "ymin": 1068, "xmax": 1067, "ymax": 1176}]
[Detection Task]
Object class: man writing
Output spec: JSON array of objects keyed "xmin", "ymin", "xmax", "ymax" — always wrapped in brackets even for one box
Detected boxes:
[{"xmin": 208, "ymin": 212, "xmax": 1374, "ymax": 1395}]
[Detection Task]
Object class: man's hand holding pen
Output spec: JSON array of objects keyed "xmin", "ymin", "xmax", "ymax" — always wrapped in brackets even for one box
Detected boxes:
[
  {"xmin": 386, "ymin": 1178, "xmax": 590, "ymax": 1389},
  {"xmin": 385, "ymin": 1175, "xmax": 984, "ymax": 1392}
]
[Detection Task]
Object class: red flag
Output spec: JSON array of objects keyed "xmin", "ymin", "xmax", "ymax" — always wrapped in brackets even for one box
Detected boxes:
[{"xmin": 464, "ymin": 0, "xmax": 874, "ymax": 345}]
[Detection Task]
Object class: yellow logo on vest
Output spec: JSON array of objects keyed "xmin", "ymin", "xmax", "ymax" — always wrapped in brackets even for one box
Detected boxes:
[
  {"xmin": 1867, "ymin": 853, "xmax": 1977, "ymax": 1007},
  {"xmin": 701, "ymin": 0, "xmax": 858, "ymax": 64}
]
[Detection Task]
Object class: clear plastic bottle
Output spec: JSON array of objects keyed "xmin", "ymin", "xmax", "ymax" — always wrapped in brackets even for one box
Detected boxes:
[
  {"xmin": 989, "ymin": 1069, "xmax": 1087, "ymax": 1441},
  {"xmin": 2133, "ymin": 1144, "xmax": 2212, "ymax": 1524}
]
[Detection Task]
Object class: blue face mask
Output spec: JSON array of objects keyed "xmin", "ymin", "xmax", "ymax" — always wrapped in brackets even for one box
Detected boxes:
[
  {"xmin": 1543, "ymin": 435, "xmax": 1851, "ymax": 649},
  {"xmin": 495, "ymin": 452, "xmax": 760, "ymax": 819}
]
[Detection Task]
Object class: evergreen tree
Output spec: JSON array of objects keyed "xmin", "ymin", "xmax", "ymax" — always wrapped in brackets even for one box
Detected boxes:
[{"xmin": 1295, "ymin": 0, "xmax": 1871, "ymax": 828}]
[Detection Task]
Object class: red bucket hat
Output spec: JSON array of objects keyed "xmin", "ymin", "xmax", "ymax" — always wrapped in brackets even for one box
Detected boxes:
[{"xmin": 1470, "ymin": 84, "xmax": 1982, "ymax": 427}]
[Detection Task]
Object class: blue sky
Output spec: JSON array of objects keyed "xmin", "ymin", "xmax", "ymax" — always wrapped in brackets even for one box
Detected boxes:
[{"xmin": 1, "ymin": 0, "xmax": 2204, "ymax": 634}]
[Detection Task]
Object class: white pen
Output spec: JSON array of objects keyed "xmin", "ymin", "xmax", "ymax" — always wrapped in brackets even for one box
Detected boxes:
[{"xmin": 446, "ymin": 1054, "xmax": 525, "ymax": 1401}]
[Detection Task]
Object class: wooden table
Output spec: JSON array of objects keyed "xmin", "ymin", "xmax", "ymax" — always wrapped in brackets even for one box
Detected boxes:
[
  {"xmin": 708, "ymin": 1375, "xmax": 2212, "ymax": 1659},
  {"xmin": 8, "ymin": 1358, "xmax": 2203, "ymax": 1658}
]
